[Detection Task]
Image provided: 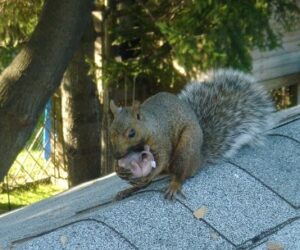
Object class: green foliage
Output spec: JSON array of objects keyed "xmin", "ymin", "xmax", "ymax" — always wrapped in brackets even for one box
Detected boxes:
[
  {"xmin": 0, "ymin": 0, "xmax": 43, "ymax": 71},
  {"xmin": 0, "ymin": 46, "xmax": 18, "ymax": 72},
  {"xmin": 104, "ymin": 0, "xmax": 300, "ymax": 89}
]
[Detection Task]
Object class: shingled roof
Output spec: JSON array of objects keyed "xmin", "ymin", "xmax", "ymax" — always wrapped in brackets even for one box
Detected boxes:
[{"xmin": 0, "ymin": 108, "xmax": 299, "ymax": 250}]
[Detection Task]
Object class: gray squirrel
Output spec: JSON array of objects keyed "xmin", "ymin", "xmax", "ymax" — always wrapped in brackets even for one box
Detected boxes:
[{"xmin": 110, "ymin": 69, "xmax": 275, "ymax": 200}]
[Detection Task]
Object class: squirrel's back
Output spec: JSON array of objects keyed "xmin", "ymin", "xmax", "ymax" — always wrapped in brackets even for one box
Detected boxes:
[{"xmin": 178, "ymin": 69, "xmax": 275, "ymax": 163}]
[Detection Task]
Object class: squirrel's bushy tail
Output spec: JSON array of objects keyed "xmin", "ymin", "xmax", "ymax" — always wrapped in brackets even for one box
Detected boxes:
[{"xmin": 178, "ymin": 69, "xmax": 275, "ymax": 163}]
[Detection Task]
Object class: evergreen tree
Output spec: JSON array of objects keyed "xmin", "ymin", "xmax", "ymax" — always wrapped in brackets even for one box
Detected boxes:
[{"xmin": 105, "ymin": 0, "xmax": 300, "ymax": 92}]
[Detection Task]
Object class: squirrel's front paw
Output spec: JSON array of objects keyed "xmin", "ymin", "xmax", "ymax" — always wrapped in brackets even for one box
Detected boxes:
[
  {"xmin": 115, "ymin": 166, "xmax": 132, "ymax": 181},
  {"xmin": 115, "ymin": 190, "xmax": 131, "ymax": 201},
  {"xmin": 115, "ymin": 187, "xmax": 137, "ymax": 201},
  {"xmin": 128, "ymin": 176, "xmax": 149, "ymax": 186},
  {"xmin": 115, "ymin": 182, "xmax": 151, "ymax": 201},
  {"xmin": 164, "ymin": 180, "xmax": 186, "ymax": 200}
]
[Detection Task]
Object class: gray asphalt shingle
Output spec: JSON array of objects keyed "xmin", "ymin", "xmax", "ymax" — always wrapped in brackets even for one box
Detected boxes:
[
  {"xmin": 273, "ymin": 118, "xmax": 300, "ymax": 142},
  {"xmin": 92, "ymin": 192, "xmax": 233, "ymax": 250},
  {"xmin": 255, "ymin": 219, "xmax": 300, "ymax": 250},
  {"xmin": 180, "ymin": 163, "xmax": 297, "ymax": 246},
  {"xmin": 231, "ymin": 135, "xmax": 300, "ymax": 208},
  {"xmin": 16, "ymin": 220, "xmax": 135, "ymax": 250}
]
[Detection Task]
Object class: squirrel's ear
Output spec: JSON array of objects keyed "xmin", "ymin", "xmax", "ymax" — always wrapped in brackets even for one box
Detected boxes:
[
  {"xmin": 132, "ymin": 100, "xmax": 141, "ymax": 120},
  {"xmin": 110, "ymin": 100, "xmax": 122, "ymax": 116}
]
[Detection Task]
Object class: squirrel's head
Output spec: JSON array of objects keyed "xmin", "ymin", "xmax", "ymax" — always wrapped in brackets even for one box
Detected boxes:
[{"xmin": 109, "ymin": 100, "xmax": 147, "ymax": 159}]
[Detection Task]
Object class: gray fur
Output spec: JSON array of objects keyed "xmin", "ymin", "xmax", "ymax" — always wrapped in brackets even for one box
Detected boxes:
[{"xmin": 178, "ymin": 69, "xmax": 275, "ymax": 163}]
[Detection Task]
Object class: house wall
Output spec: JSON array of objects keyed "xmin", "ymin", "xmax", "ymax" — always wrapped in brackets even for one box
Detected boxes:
[{"xmin": 252, "ymin": 26, "xmax": 300, "ymax": 81}]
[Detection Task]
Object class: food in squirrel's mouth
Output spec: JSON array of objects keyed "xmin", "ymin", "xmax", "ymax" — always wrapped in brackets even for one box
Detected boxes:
[{"xmin": 117, "ymin": 145, "xmax": 156, "ymax": 178}]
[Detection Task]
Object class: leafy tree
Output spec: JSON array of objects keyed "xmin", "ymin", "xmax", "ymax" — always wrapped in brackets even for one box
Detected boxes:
[
  {"xmin": 105, "ymin": 0, "xmax": 300, "ymax": 95},
  {"xmin": 1, "ymin": 0, "xmax": 102, "ymax": 185},
  {"xmin": 0, "ymin": 0, "xmax": 94, "ymax": 181},
  {"xmin": 0, "ymin": 0, "xmax": 43, "ymax": 71}
]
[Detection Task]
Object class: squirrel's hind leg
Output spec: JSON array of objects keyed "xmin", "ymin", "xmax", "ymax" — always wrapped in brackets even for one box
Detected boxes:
[
  {"xmin": 164, "ymin": 176, "xmax": 186, "ymax": 200},
  {"xmin": 165, "ymin": 124, "xmax": 203, "ymax": 200}
]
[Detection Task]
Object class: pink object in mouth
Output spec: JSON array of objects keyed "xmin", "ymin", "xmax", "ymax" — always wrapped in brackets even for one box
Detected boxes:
[{"xmin": 117, "ymin": 145, "xmax": 156, "ymax": 178}]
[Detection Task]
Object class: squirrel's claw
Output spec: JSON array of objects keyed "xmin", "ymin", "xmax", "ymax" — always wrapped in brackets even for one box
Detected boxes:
[
  {"xmin": 115, "ymin": 190, "xmax": 128, "ymax": 201},
  {"xmin": 114, "ymin": 185, "xmax": 142, "ymax": 201},
  {"xmin": 115, "ymin": 181, "xmax": 151, "ymax": 201},
  {"xmin": 164, "ymin": 180, "xmax": 185, "ymax": 200},
  {"xmin": 115, "ymin": 189, "xmax": 133, "ymax": 201}
]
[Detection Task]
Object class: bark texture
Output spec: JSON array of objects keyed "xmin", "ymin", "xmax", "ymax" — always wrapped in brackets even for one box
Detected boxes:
[
  {"xmin": 0, "ymin": 0, "xmax": 93, "ymax": 181},
  {"xmin": 61, "ymin": 18, "xmax": 101, "ymax": 187}
]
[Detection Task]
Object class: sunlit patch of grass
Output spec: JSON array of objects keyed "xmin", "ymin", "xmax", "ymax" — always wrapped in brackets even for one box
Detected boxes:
[
  {"xmin": 0, "ymin": 183, "xmax": 65, "ymax": 215},
  {"xmin": 7, "ymin": 150, "xmax": 53, "ymax": 186}
]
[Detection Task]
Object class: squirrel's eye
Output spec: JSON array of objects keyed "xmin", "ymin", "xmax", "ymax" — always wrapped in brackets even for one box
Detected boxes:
[{"xmin": 128, "ymin": 128, "xmax": 136, "ymax": 138}]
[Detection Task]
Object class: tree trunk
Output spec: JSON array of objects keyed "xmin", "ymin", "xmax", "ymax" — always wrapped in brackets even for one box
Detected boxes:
[
  {"xmin": 0, "ymin": 0, "xmax": 93, "ymax": 181},
  {"xmin": 61, "ymin": 17, "xmax": 101, "ymax": 187},
  {"xmin": 100, "ymin": 0, "xmax": 115, "ymax": 175}
]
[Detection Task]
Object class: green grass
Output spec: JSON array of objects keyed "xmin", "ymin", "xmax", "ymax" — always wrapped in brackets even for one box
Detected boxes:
[
  {"xmin": 0, "ymin": 140, "xmax": 68, "ymax": 215},
  {"xmin": 7, "ymin": 150, "xmax": 51, "ymax": 185},
  {"xmin": 0, "ymin": 183, "xmax": 65, "ymax": 214}
]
